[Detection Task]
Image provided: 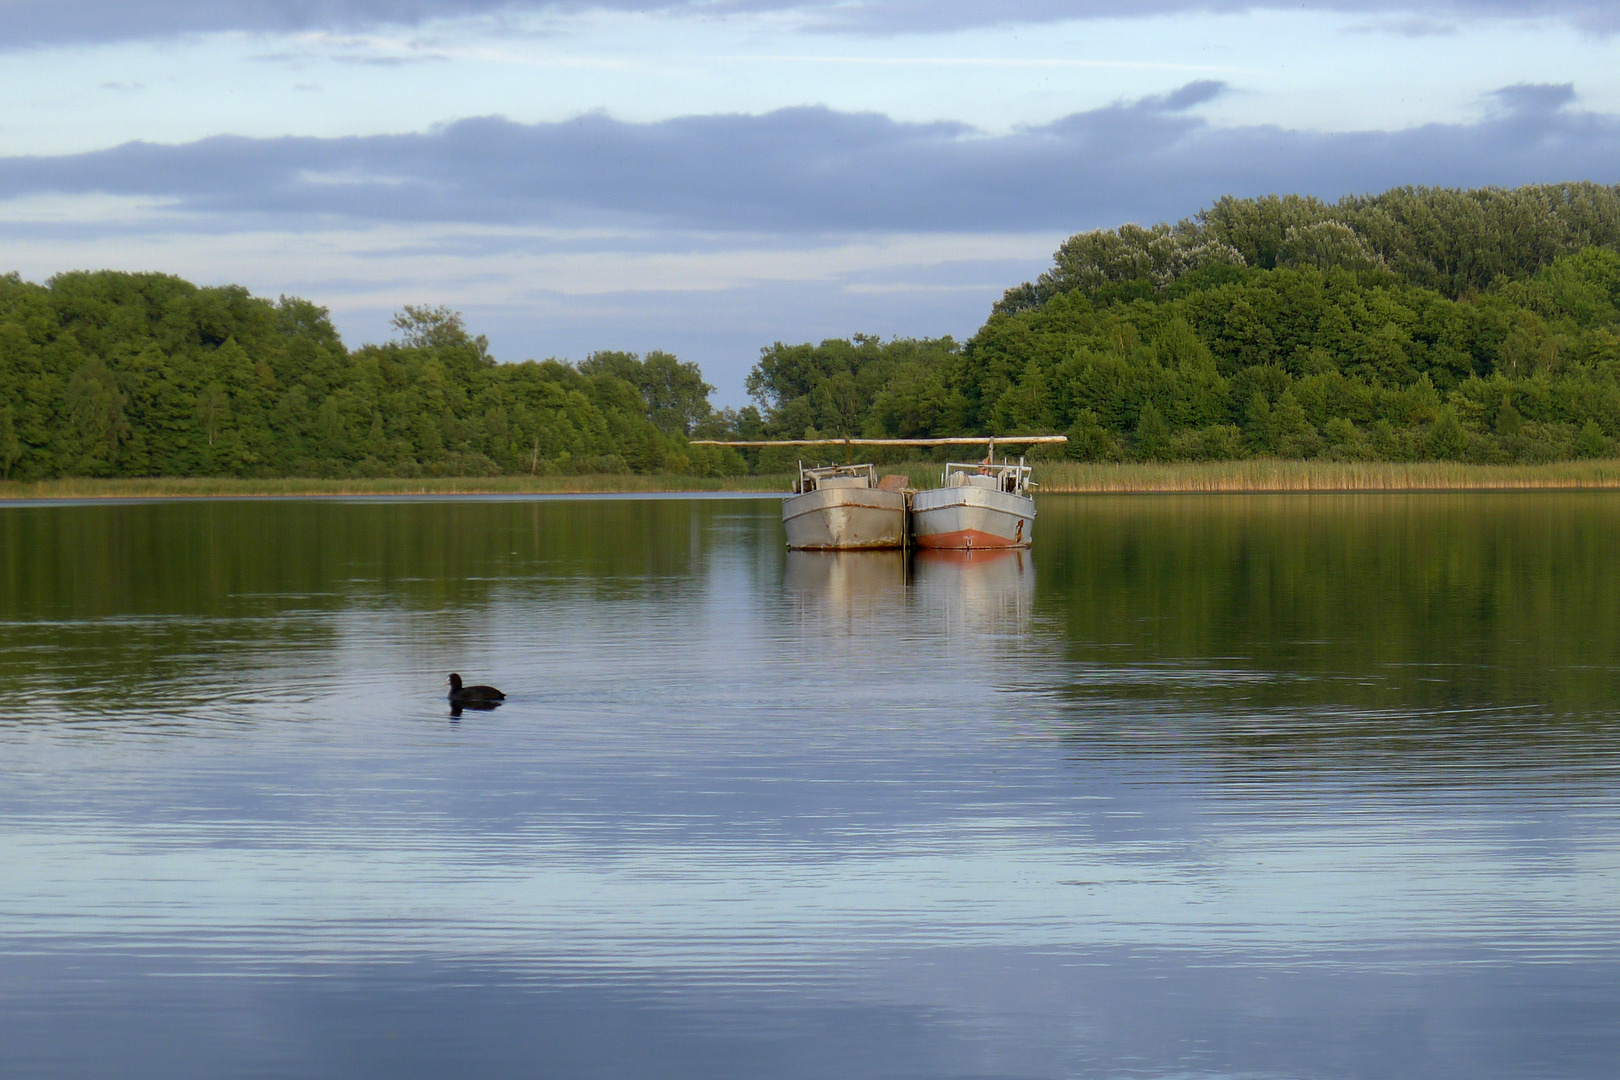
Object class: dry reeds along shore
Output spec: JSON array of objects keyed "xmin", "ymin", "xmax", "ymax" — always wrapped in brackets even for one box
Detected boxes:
[
  {"xmin": 1025, "ymin": 458, "xmax": 1620, "ymax": 492},
  {"xmin": 7, "ymin": 459, "xmax": 1620, "ymax": 499},
  {"xmin": 0, "ymin": 474, "xmax": 790, "ymax": 499}
]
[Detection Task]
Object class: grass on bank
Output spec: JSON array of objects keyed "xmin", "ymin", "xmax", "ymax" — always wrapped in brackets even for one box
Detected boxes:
[
  {"xmin": 0, "ymin": 473, "xmax": 793, "ymax": 500},
  {"xmin": 862, "ymin": 458, "xmax": 1620, "ymax": 492},
  {"xmin": 1029, "ymin": 458, "xmax": 1620, "ymax": 492},
  {"xmin": 7, "ymin": 459, "xmax": 1620, "ymax": 500}
]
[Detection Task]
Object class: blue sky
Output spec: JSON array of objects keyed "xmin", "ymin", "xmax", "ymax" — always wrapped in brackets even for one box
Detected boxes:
[{"xmin": 3, "ymin": 2, "xmax": 1618, "ymax": 402}]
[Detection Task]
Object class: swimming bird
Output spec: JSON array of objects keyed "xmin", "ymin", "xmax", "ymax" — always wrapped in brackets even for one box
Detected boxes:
[{"xmin": 447, "ymin": 673, "xmax": 505, "ymax": 706}]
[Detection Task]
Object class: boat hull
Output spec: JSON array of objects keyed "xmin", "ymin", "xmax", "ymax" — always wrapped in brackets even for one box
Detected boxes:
[
  {"xmin": 910, "ymin": 486, "xmax": 1035, "ymax": 549},
  {"xmin": 782, "ymin": 487, "xmax": 907, "ymax": 549}
]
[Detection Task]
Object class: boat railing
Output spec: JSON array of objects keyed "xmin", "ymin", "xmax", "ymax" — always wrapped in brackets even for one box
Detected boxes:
[
  {"xmin": 942, "ymin": 458, "xmax": 1033, "ymax": 496},
  {"xmin": 794, "ymin": 462, "xmax": 878, "ymax": 494},
  {"xmin": 687, "ymin": 437, "xmax": 1065, "ymax": 497}
]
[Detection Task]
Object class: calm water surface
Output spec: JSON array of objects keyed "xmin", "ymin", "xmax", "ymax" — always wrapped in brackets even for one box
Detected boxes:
[{"xmin": 2, "ymin": 492, "xmax": 1618, "ymax": 1079}]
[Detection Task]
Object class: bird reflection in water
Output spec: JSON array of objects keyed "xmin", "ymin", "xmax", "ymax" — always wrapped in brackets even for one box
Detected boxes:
[{"xmin": 448, "ymin": 699, "xmax": 503, "ymax": 720}]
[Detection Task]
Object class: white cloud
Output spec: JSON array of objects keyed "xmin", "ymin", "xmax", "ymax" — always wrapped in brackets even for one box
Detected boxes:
[
  {"xmin": 0, "ymin": 211, "xmax": 1056, "ymax": 397},
  {"xmin": 0, "ymin": 0, "xmax": 1616, "ymax": 48},
  {"xmin": 4, "ymin": 88, "xmax": 1616, "ymax": 400},
  {"xmin": 3, "ymin": 90, "xmax": 1614, "ymax": 236}
]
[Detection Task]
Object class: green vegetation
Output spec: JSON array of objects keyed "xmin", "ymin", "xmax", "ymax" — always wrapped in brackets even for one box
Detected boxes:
[
  {"xmin": 766, "ymin": 457, "xmax": 1620, "ymax": 493},
  {"xmin": 8, "ymin": 182, "xmax": 1620, "ymax": 482},
  {"xmin": 0, "ymin": 474, "xmax": 790, "ymax": 499},
  {"xmin": 0, "ymin": 274, "xmax": 747, "ymax": 481},
  {"xmin": 814, "ymin": 457, "xmax": 1620, "ymax": 493},
  {"xmin": 8, "ymin": 459, "xmax": 1618, "ymax": 500},
  {"xmin": 746, "ymin": 182, "xmax": 1620, "ymax": 465},
  {"xmin": 1018, "ymin": 458, "xmax": 1620, "ymax": 491},
  {"xmin": 1039, "ymin": 491, "xmax": 1620, "ymax": 726}
]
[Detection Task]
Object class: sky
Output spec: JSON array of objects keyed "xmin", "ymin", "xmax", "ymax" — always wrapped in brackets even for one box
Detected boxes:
[{"xmin": 2, "ymin": 1, "xmax": 1619, "ymax": 402}]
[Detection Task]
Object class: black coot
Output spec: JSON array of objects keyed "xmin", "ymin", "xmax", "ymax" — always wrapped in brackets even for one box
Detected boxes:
[{"xmin": 447, "ymin": 673, "xmax": 505, "ymax": 707}]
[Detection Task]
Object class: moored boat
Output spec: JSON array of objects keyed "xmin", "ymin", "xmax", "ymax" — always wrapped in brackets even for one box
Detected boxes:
[
  {"xmin": 781, "ymin": 463, "xmax": 909, "ymax": 550},
  {"xmin": 910, "ymin": 458, "xmax": 1036, "ymax": 550},
  {"xmin": 686, "ymin": 435, "xmax": 1065, "ymax": 550}
]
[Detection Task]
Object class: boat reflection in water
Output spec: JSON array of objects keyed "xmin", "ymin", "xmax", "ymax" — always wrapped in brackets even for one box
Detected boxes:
[
  {"xmin": 910, "ymin": 547, "xmax": 1034, "ymax": 637},
  {"xmin": 783, "ymin": 546, "xmax": 1033, "ymax": 639},
  {"xmin": 783, "ymin": 549, "xmax": 910, "ymax": 628}
]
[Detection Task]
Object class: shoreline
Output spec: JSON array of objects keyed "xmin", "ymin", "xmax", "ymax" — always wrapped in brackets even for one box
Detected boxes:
[
  {"xmin": 6, "ymin": 459, "xmax": 1620, "ymax": 500},
  {"xmin": 0, "ymin": 474, "xmax": 794, "ymax": 501},
  {"xmin": 1027, "ymin": 458, "xmax": 1620, "ymax": 493}
]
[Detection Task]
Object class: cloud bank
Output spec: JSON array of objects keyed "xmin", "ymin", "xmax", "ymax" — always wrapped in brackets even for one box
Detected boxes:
[
  {"xmin": 0, "ymin": 0, "xmax": 1615, "ymax": 48},
  {"xmin": 3, "ymin": 81, "xmax": 1614, "ymax": 394},
  {"xmin": 2, "ymin": 83, "xmax": 1615, "ymax": 237}
]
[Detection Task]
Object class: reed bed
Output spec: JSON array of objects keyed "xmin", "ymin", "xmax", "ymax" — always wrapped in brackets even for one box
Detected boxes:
[
  {"xmin": 1029, "ymin": 458, "xmax": 1620, "ymax": 492},
  {"xmin": 832, "ymin": 458, "xmax": 1620, "ymax": 492},
  {"xmin": 787, "ymin": 457, "xmax": 1620, "ymax": 492},
  {"xmin": 7, "ymin": 459, "xmax": 1620, "ymax": 500},
  {"xmin": 0, "ymin": 474, "xmax": 793, "ymax": 500}
]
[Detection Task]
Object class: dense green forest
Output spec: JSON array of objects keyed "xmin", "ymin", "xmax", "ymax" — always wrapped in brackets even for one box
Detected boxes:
[
  {"xmin": 6, "ymin": 181, "xmax": 1620, "ymax": 478},
  {"xmin": 748, "ymin": 182, "xmax": 1620, "ymax": 463},
  {"xmin": 0, "ymin": 272, "xmax": 745, "ymax": 480}
]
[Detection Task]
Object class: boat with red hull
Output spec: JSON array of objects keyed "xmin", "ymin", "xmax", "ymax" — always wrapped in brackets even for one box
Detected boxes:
[
  {"xmin": 910, "ymin": 459, "xmax": 1035, "ymax": 550},
  {"xmin": 685, "ymin": 436, "xmax": 1062, "ymax": 551}
]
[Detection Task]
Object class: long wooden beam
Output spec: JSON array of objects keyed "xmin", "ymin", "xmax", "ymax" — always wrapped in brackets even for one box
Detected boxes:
[{"xmin": 690, "ymin": 436, "xmax": 1068, "ymax": 446}]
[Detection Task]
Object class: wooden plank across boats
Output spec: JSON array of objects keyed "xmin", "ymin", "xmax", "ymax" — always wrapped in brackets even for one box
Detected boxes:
[
  {"xmin": 691, "ymin": 436, "xmax": 1069, "ymax": 449},
  {"xmin": 690, "ymin": 436, "xmax": 1067, "ymax": 551}
]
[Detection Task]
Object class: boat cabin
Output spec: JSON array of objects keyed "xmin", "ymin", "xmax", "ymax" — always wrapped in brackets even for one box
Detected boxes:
[
  {"xmin": 792, "ymin": 463, "xmax": 908, "ymax": 495},
  {"xmin": 941, "ymin": 460, "xmax": 1033, "ymax": 496},
  {"xmin": 792, "ymin": 463, "xmax": 876, "ymax": 495}
]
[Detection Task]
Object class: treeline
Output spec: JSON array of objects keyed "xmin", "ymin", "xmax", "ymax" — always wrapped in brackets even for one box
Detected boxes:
[
  {"xmin": 10, "ymin": 182, "xmax": 1620, "ymax": 480},
  {"xmin": 0, "ymin": 271, "xmax": 746, "ymax": 480},
  {"xmin": 747, "ymin": 182, "xmax": 1620, "ymax": 464}
]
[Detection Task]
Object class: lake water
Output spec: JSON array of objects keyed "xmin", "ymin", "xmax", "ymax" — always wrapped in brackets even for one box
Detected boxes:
[{"xmin": 2, "ymin": 492, "xmax": 1618, "ymax": 1079}]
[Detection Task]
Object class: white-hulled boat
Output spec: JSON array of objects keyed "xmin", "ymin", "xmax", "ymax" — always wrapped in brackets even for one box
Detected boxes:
[
  {"xmin": 781, "ymin": 463, "xmax": 909, "ymax": 550},
  {"xmin": 687, "ymin": 436, "xmax": 1065, "ymax": 550},
  {"xmin": 910, "ymin": 457, "xmax": 1036, "ymax": 550}
]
